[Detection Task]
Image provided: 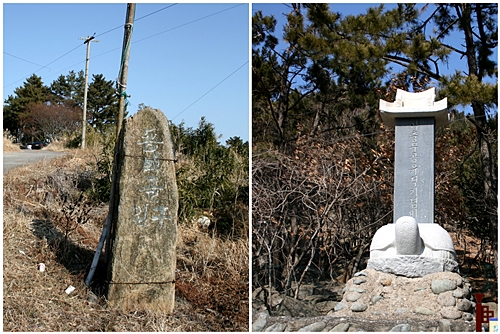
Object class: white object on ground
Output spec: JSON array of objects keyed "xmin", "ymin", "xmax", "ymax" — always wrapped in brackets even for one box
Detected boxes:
[{"xmin": 65, "ymin": 285, "xmax": 76, "ymax": 294}]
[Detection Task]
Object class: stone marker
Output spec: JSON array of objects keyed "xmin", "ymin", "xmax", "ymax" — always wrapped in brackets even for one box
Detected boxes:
[
  {"xmin": 379, "ymin": 88, "xmax": 448, "ymax": 223},
  {"xmin": 368, "ymin": 88, "xmax": 458, "ymax": 276},
  {"xmin": 107, "ymin": 107, "xmax": 178, "ymax": 313},
  {"xmin": 394, "ymin": 117, "xmax": 435, "ymax": 223}
]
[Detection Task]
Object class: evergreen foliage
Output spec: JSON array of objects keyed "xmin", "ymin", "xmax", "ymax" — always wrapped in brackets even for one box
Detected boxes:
[
  {"xmin": 50, "ymin": 70, "xmax": 85, "ymax": 108},
  {"xmin": 3, "ymin": 71, "xmax": 120, "ymax": 144},
  {"xmin": 171, "ymin": 117, "xmax": 249, "ymax": 238},
  {"xmin": 87, "ymin": 74, "xmax": 121, "ymax": 132},
  {"xmin": 3, "ymin": 75, "xmax": 52, "ymax": 139},
  {"xmin": 87, "ymin": 125, "xmax": 117, "ymax": 202}
]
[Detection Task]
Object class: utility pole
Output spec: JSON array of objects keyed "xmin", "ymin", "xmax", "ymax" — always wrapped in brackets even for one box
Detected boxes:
[
  {"xmin": 79, "ymin": 34, "xmax": 98, "ymax": 149},
  {"xmin": 85, "ymin": 4, "xmax": 136, "ymax": 287},
  {"xmin": 116, "ymin": 3, "xmax": 136, "ymax": 137}
]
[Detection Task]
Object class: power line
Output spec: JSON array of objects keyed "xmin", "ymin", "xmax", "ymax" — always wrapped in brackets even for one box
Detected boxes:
[
  {"xmin": 135, "ymin": 4, "xmax": 176, "ymax": 22},
  {"xmin": 10, "ymin": 3, "xmax": 245, "ymax": 88},
  {"xmin": 4, "ymin": 43, "xmax": 84, "ymax": 88},
  {"xmin": 172, "ymin": 61, "xmax": 249, "ymax": 120},
  {"xmin": 95, "ymin": 4, "xmax": 177, "ymax": 39},
  {"xmin": 133, "ymin": 4, "xmax": 245, "ymax": 44},
  {"xmin": 3, "ymin": 4, "xmax": 179, "ymax": 90},
  {"xmin": 93, "ymin": 4, "xmax": 245, "ymax": 58},
  {"xmin": 3, "ymin": 52, "xmax": 51, "ymax": 70}
]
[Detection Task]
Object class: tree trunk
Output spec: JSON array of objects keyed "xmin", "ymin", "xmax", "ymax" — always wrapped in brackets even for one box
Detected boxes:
[{"xmin": 456, "ymin": 3, "xmax": 497, "ymax": 219}]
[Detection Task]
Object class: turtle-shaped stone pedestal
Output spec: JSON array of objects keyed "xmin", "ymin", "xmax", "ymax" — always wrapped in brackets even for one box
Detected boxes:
[{"xmin": 367, "ymin": 216, "xmax": 459, "ymax": 277}]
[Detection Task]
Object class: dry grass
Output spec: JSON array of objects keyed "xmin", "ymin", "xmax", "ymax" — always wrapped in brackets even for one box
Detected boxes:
[
  {"xmin": 3, "ymin": 151, "xmax": 249, "ymax": 332},
  {"xmin": 3, "ymin": 133, "xmax": 20, "ymax": 152},
  {"xmin": 43, "ymin": 139, "xmax": 71, "ymax": 152}
]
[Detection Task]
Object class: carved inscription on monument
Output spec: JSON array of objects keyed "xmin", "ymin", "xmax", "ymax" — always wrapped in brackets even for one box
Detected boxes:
[
  {"xmin": 409, "ymin": 126, "xmax": 418, "ymax": 219},
  {"xmin": 132, "ymin": 129, "xmax": 172, "ymax": 230},
  {"xmin": 394, "ymin": 118, "xmax": 434, "ymax": 224}
]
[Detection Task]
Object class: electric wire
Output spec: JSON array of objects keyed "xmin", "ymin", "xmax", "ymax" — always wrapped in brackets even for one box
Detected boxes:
[
  {"xmin": 22, "ymin": 4, "xmax": 247, "ymax": 115},
  {"xmin": 4, "ymin": 4, "xmax": 242, "ymax": 91},
  {"xmin": 3, "ymin": 52, "xmax": 51, "ymax": 70},
  {"xmin": 90, "ymin": 4, "xmax": 245, "ymax": 60},
  {"xmin": 4, "ymin": 4, "xmax": 179, "ymax": 89},
  {"xmin": 135, "ymin": 4, "xmax": 177, "ymax": 23},
  {"xmin": 95, "ymin": 4, "xmax": 177, "ymax": 39},
  {"xmin": 4, "ymin": 43, "xmax": 84, "ymax": 88},
  {"xmin": 172, "ymin": 61, "xmax": 249, "ymax": 120},
  {"xmin": 133, "ymin": 3, "xmax": 245, "ymax": 44}
]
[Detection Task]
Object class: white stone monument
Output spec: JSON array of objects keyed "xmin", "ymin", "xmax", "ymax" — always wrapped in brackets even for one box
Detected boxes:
[{"xmin": 367, "ymin": 88, "xmax": 459, "ymax": 277}]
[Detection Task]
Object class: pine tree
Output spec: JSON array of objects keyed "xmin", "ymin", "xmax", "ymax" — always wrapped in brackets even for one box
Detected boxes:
[
  {"xmin": 3, "ymin": 74, "xmax": 51, "ymax": 140},
  {"xmin": 252, "ymin": 3, "xmax": 498, "ymax": 297},
  {"xmin": 86, "ymin": 74, "xmax": 120, "ymax": 132},
  {"xmin": 50, "ymin": 70, "xmax": 85, "ymax": 108}
]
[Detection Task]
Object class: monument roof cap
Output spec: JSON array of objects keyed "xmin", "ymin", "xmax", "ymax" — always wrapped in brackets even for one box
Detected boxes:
[{"xmin": 379, "ymin": 88, "xmax": 449, "ymax": 127}]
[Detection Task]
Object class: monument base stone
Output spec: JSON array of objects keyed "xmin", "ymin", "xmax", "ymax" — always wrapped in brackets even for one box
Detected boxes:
[
  {"xmin": 332, "ymin": 268, "xmax": 475, "ymax": 326},
  {"xmin": 367, "ymin": 256, "xmax": 459, "ymax": 277}
]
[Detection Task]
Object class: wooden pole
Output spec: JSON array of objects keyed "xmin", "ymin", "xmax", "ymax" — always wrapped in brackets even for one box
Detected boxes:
[
  {"xmin": 79, "ymin": 35, "xmax": 98, "ymax": 149},
  {"xmin": 116, "ymin": 3, "xmax": 136, "ymax": 137},
  {"xmin": 85, "ymin": 4, "xmax": 136, "ymax": 286}
]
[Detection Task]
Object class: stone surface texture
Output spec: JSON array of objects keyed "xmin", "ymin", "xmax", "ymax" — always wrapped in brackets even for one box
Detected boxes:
[
  {"xmin": 251, "ymin": 268, "xmax": 482, "ymax": 332},
  {"xmin": 333, "ymin": 269, "xmax": 474, "ymax": 322},
  {"xmin": 107, "ymin": 108, "xmax": 178, "ymax": 313},
  {"xmin": 394, "ymin": 117, "xmax": 435, "ymax": 223},
  {"xmin": 379, "ymin": 87, "xmax": 449, "ymax": 127},
  {"xmin": 253, "ymin": 315, "xmax": 475, "ymax": 332},
  {"xmin": 394, "ymin": 216, "xmax": 423, "ymax": 255},
  {"xmin": 369, "ymin": 217, "xmax": 458, "ymax": 277},
  {"xmin": 367, "ymin": 256, "xmax": 459, "ymax": 277}
]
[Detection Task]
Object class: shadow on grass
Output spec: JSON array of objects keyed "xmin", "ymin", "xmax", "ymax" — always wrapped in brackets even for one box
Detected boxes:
[{"xmin": 30, "ymin": 219, "xmax": 109, "ymax": 296}]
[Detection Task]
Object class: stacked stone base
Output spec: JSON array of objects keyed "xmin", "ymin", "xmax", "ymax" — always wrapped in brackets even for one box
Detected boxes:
[
  {"xmin": 333, "ymin": 268, "xmax": 475, "ymax": 323},
  {"xmin": 253, "ymin": 314, "xmax": 476, "ymax": 332},
  {"xmin": 367, "ymin": 256, "xmax": 459, "ymax": 277}
]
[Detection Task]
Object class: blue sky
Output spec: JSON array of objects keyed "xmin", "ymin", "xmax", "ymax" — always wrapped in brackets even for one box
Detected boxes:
[{"xmin": 3, "ymin": 3, "xmax": 249, "ymax": 144}]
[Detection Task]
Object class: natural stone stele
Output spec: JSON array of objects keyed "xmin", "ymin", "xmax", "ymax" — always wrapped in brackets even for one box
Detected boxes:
[{"xmin": 107, "ymin": 108, "xmax": 178, "ymax": 313}]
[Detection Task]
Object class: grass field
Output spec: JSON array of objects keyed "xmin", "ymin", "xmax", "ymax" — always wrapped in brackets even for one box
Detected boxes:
[{"xmin": 3, "ymin": 147, "xmax": 249, "ymax": 331}]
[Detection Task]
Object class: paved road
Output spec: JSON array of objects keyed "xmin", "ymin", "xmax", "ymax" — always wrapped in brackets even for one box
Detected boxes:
[{"xmin": 3, "ymin": 150, "xmax": 66, "ymax": 173}]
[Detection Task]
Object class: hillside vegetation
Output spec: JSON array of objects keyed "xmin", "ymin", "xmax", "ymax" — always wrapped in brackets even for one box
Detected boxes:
[
  {"xmin": 252, "ymin": 3, "xmax": 497, "ymax": 311},
  {"xmin": 3, "ymin": 120, "xmax": 249, "ymax": 331}
]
